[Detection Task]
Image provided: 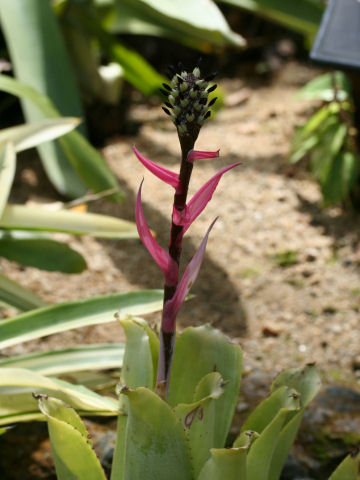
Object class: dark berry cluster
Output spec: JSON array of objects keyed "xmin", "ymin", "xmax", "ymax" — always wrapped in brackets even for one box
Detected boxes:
[{"xmin": 160, "ymin": 62, "xmax": 217, "ymax": 140}]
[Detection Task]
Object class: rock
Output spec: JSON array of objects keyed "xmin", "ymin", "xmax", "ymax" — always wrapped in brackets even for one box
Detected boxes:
[
  {"xmin": 280, "ymin": 453, "xmax": 314, "ymax": 480},
  {"xmin": 297, "ymin": 385, "xmax": 360, "ymax": 478}
]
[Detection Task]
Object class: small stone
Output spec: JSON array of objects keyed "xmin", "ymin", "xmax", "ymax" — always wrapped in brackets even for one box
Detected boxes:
[{"xmin": 262, "ymin": 323, "xmax": 281, "ymax": 337}]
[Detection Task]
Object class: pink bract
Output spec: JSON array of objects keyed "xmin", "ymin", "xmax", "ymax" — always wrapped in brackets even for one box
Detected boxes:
[
  {"xmin": 135, "ymin": 181, "xmax": 179, "ymax": 285},
  {"xmin": 187, "ymin": 149, "xmax": 220, "ymax": 163},
  {"xmin": 133, "ymin": 145, "xmax": 179, "ymax": 188},
  {"xmin": 162, "ymin": 219, "xmax": 217, "ymax": 332},
  {"xmin": 173, "ymin": 162, "xmax": 241, "ymax": 234}
]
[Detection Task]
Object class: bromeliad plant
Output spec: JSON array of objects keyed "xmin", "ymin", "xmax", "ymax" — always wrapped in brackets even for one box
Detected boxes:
[{"xmin": 12, "ymin": 64, "xmax": 360, "ymax": 479}]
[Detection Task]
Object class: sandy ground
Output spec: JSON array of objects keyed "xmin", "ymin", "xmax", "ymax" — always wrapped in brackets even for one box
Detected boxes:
[{"xmin": 2, "ymin": 61, "xmax": 360, "ymax": 387}]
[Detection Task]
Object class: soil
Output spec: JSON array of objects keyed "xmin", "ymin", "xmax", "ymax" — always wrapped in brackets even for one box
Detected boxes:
[{"xmin": 1, "ymin": 60, "xmax": 360, "ymax": 478}]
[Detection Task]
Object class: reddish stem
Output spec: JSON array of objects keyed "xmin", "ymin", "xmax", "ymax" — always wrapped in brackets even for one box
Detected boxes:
[{"xmin": 156, "ymin": 132, "xmax": 199, "ymax": 391}]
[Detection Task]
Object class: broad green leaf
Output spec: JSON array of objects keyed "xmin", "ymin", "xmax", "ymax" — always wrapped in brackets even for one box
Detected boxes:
[
  {"xmin": 328, "ymin": 450, "xmax": 360, "ymax": 480},
  {"xmin": 0, "ymin": 290, "xmax": 163, "ymax": 349},
  {"xmin": 0, "ymin": 0, "xmax": 86, "ymax": 198},
  {"xmin": 266, "ymin": 364, "xmax": 321, "ymax": 480},
  {"xmin": 296, "ymin": 71, "xmax": 351, "ymax": 101},
  {"xmin": 241, "ymin": 385, "xmax": 299, "ymax": 434},
  {"xmin": 0, "ymin": 143, "xmax": 15, "ymax": 217},
  {"xmin": 301, "ymin": 105, "xmax": 332, "ymax": 137},
  {"xmin": 174, "ymin": 372, "xmax": 226, "ymax": 477},
  {"xmin": 245, "ymin": 388, "xmax": 301, "ymax": 480},
  {"xmin": 217, "ymin": 0, "xmax": 323, "ymax": 41},
  {"xmin": 320, "ymin": 151, "xmax": 359, "ymax": 205},
  {"xmin": 99, "ymin": 0, "xmax": 245, "ymax": 49},
  {"xmin": 39, "ymin": 396, "xmax": 107, "ymax": 480},
  {"xmin": 168, "ymin": 325, "xmax": 242, "ymax": 448},
  {"xmin": 0, "ymin": 272, "xmax": 47, "ymax": 311},
  {"xmin": 0, "ymin": 343, "xmax": 124, "ymax": 376},
  {"xmin": 198, "ymin": 432, "xmax": 257, "ymax": 480},
  {"xmin": 64, "ymin": 3, "xmax": 164, "ymax": 97},
  {"xmin": 0, "ymin": 368, "xmax": 117, "ymax": 426},
  {"xmin": 119, "ymin": 318, "xmax": 157, "ymax": 390},
  {"xmin": 342, "ymin": 151, "xmax": 359, "ymax": 197},
  {"xmin": 110, "ymin": 413, "xmax": 127, "ymax": 480},
  {"xmin": 0, "ymin": 234, "xmax": 87, "ymax": 273},
  {"xmin": 0, "ymin": 427, "xmax": 6, "ymax": 435},
  {"xmin": 0, "ymin": 74, "xmax": 123, "ymax": 201},
  {"xmin": 0, "ymin": 117, "xmax": 80, "ymax": 153},
  {"xmin": 111, "ymin": 318, "xmax": 159, "ymax": 480},
  {"xmin": 0, "ymin": 204, "xmax": 137, "ymax": 238},
  {"xmin": 289, "ymin": 132, "xmax": 319, "ymax": 164},
  {"xmin": 270, "ymin": 363, "xmax": 321, "ymax": 405},
  {"xmin": 120, "ymin": 386, "xmax": 193, "ymax": 480},
  {"xmin": 240, "ymin": 365, "xmax": 321, "ymax": 480}
]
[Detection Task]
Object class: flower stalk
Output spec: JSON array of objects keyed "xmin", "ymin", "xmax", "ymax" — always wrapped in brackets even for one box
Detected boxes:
[{"xmin": 134, "ymin": 63, "xmax": 240, "ymax": 395}]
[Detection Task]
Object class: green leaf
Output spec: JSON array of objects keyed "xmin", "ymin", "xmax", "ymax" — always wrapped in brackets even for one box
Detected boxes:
[
  {"xmin": 0, "ymin": 290, "xmax": 163, "ymax": 349},
  {"xmin": 217, "ymin": 0, "xmax": 323, "ymax": 41},
  {"xmin": 99, "ymin": 0, "xmax": 245, "ymax": 49},
  {"xmin": 0, "ymin": 272, "xmax": 47, "ymax": 311},
  {"xmin": 0, "ymin": 117, "xmax": 80, "ymax": 153},
  {"xmin": 0, "ymin": 343, "xmax": 124, "ymax": 376},
  {"xmin": 111, "ymin": 318, "xmax": 159, "ymax": 480},
  {"xmin": 197, "ymin": 438, "xmax": 253, "ymax": 480},
  {"xmin": 0, "ymin": 204, "xmax": 137, "ymax": 238},
  {"xmin": 65, "ymin": 4, "xmax": 164, "ymax": 97},
  {"xmin": 119, "ymin": 318, "xmax": 158, "ymax": 390},
  {"xmin": 240, "ymin": 365, "xmax": 320, "ymax": 480},
  {"xmin": 174, "ymin": 372, "xmax": 226, "ymax": 477},
  {"xmin": 0, "ymin": 142, "xmax": 16, "ymax": 217},
  {"xmin": 38, "ymin": 396, "xmax": 107, "ymax": 480},
  {"xmin": 296, "ymin": 71, "xmax": 351, "ymax": 101},
  {"xmin": 0, "ymin": 74, "xmax": 123, "ymax": 201},
  {"xmin": 0, "ymin": 0, "xmax": 87, "ymax": 198},
  {"xmin": 321, "ymin": 151, "xmax": 359, "ymax": 205},
  {"xmin": 0, "ymin": 368, "xmax": 117, "ymax": 426},
  {"xmin": 266, "ymin": 364, "xmax": 321, "ymax": 480},
  {"xmin": 168, "ymin": 325, "xmax": 242, "ymax": 448},
  {"xmin": 120, "ymin": 386, "xmax": 193, "ymax": 480},
  {"xmin": 0, "ymin": 235, "xmax": 87, "ymax": 273},
  {"xmin": 328, "ymin": 450, "xmax": 360, "ymax": 480},
  {"xmin": 245, "ymin": 388, "xmax": 301, "ymax": 480}
]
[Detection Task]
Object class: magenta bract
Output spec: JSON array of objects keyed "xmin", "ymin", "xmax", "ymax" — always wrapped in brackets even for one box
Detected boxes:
[
  {"xmin": 187, "ymin": 149, "xmax": 220, "ymax": 163},
  {"xmin": 133, "ymin": 145, "xmax": 179, "ymax": 188},
  {"xmin": 136, "ymin": 181, "xmax": 179, "ymax": 285},
  {"xmin": 173, "ymin": 162, "xmax": 241, "ymax": 234},
  {"xmin": 162, "ymin": 219, "xmax": 217, "ymax": 332}
]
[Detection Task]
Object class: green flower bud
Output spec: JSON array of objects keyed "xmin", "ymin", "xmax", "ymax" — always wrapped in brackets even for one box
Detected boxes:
[
  {"xmin": 200, "ymin": 90, "xmax": 208, "ymax": 98},
  {"xmin": 194, "ymin": 102, "xmax": 202, "ymax": 112},
  {"xmin": 193, "ymin": 67, "xmax": 201, "ymax": 78},
  {"xmin": 171, "ymin": 76, "xmax": 178, "ymax": 87},
  {"xmin": 178, "ymin": 124, "xmax": 187, "ymax": 134},
  {"xmin": 186, "ymin": 113, "xmax": 195, "ymax": 122},
  {"xmin": 180, "ymin": 82, "xmax": 188, "ymax": 93},
  {"xmin": 196, "ymin": 79, "xmax": 207, "ymax": 89},
  {"xmin": 180, "ymin": 98, "xmax": 189, "ymax": 108},
  {"xmin": 173, "ymin": 105, "xmax": 181, "ymax": 115},
  {"xmin": 189, "ymin": 88, "xmax": 197, "ymax": 99}
]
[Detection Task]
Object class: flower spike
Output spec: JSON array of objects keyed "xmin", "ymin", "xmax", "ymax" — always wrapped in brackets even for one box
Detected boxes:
[
  {"xmin": 173, "ymin": 162, "xmax": 241, "ymax": 234},
  {"xmin": 133, "ymin": 146, "xmax": 179, "ymax": 189},
  {"xmin": 136, "ymin": 181, "xmax": 178, "ymax": 285},
  {"xmin": 162, "ymin": 219, "xmax": 217, "ymax": 332},
  {"xmin": 187, "ymin": 149, "xmax": 220, "ymax": 164}
]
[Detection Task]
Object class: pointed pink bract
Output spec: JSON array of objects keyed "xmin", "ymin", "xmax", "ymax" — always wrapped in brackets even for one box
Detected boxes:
[
  {"xmin": 136, "ymin": 181, "xmax": 178, "ymax": 285},
  {"xmin": 133, "ymin": 145, "xmax": 179, "ymax": 188},
  {"xmin": 162, "ymin": 219, "xmax": 217, "ymax": 332},
  {"xmin": 173, "ymin": 162, "xmax": 241, "ymax": 234},
  {"xmin": 187, "ymin": 149, "xmax": 220, "ymax": 163}
]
